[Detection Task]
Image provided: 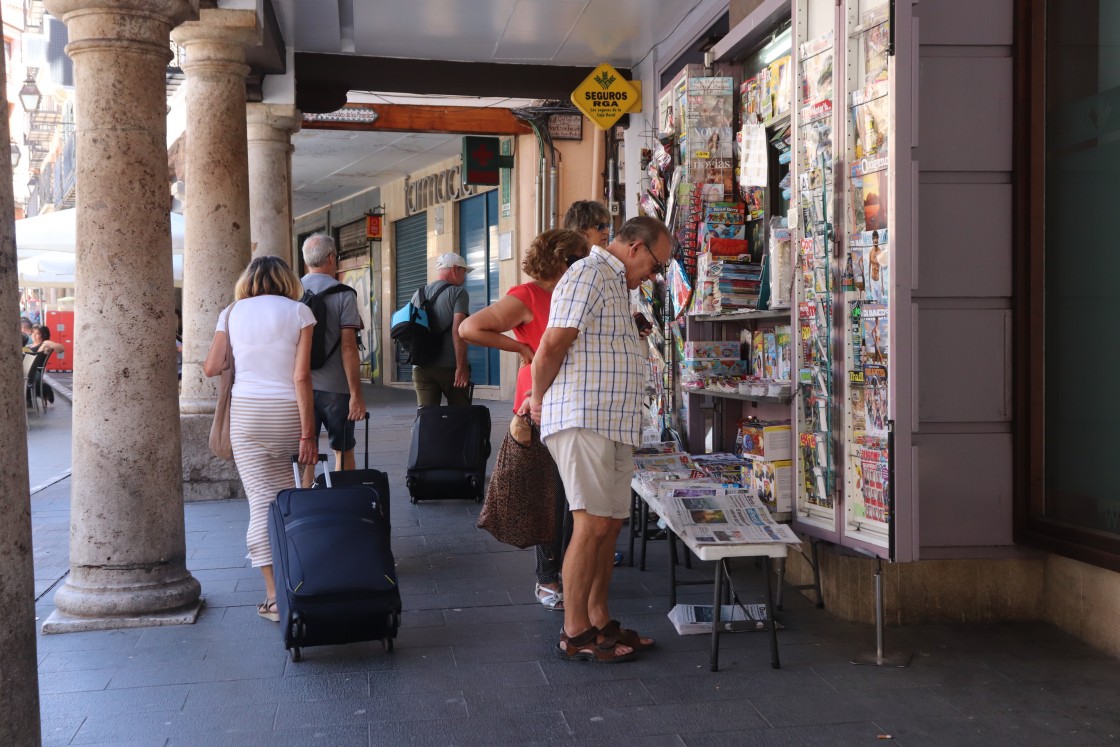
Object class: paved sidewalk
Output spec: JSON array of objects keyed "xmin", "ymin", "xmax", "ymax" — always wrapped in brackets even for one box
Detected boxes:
[{"xmin": 28, "ymin": 382, "xmax": 1120, "ymax": 746}]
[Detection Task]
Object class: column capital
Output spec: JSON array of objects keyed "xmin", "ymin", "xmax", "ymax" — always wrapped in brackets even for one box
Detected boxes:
[
  {"xmin": 247, "ymin": 103, "xmax": 302, "ymax": 141},
  {"xmin": 45, "ymin": 0, "xmax": 198, "ymax": 26},
  {"xmin": 171, "ymin": 8, "xmax": 260, "ymax": 69}
]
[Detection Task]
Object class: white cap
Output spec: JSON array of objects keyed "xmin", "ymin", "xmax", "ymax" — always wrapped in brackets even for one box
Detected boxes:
[{"xmin": 436, "ymin": 252, "xmax": 476, "ymax": 273}]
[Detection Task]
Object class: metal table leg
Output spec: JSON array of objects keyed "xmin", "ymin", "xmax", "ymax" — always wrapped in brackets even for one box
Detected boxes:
[
  {"xmin": 710, "ymin": 558, "xmax": 725, "ymax": 672},
  {"xmin": 639, "ymin": 499, "xmax": 649, "ymax": 571},
  {"xmin": 667, "ymin": 530, "xmax": 678, "ymax": 608},
  {"xmin": 628, "ymin": 490, "xmax": 638, "ymax": 567},
  {"xmin": 775, "ymin": 556, "xmax": 786, "ymax": 611},
  {"xmin": 763, "ymin": 555, "xmax": 781, "ymax": 669}
]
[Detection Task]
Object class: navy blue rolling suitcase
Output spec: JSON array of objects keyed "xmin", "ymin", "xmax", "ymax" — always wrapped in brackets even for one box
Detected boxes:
[
  {"xmin": 313, "ymin": 413, "xmax": 392, "ymax": 528},
  {"xmin": 405, "ymin": 404, "xmax": 492, "ymax": 504},
  {"xmin": 269, "ymin": 457, "xmax": 401, "ymax": 662}
]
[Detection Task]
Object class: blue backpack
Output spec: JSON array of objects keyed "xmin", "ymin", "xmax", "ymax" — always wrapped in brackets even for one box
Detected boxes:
[{"xmin": 390, "ymin": 282, "xmax": 452, "ymax": 365}]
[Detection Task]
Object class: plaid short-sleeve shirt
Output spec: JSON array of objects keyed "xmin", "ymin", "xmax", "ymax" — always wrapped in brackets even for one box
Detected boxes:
[{"xmin": 541, "ymin": 246, "xmax": 645, "ymax": 446}]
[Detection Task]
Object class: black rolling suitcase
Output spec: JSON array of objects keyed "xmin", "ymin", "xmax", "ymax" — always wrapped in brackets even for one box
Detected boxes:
[
  {"xmin": 269, "ymin": 457, "xmax": 401, "ymax": 662},
  {"xmin": 313, "ymin": 413, "xmax": 391, "ymax": 528},
  {"xmin": 406, "ymin": 404, "xmax": 492, "ymax": 504}
]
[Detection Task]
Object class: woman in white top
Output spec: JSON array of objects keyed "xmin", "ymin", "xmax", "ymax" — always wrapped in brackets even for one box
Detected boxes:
[{"xmin": 203, "ymin": 256, "xmax": 318, "ymax": 623}]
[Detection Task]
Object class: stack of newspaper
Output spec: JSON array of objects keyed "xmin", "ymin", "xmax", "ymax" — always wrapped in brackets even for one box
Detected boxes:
[
  {"xmin": 653, "ymin": 484, "xmax": 799, "ymax": 545},
  {"xmin": 668, "ymin": 603, "xmax": 774, "ymax": 634}
]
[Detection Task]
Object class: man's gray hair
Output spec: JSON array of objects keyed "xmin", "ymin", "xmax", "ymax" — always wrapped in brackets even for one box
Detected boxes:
[
  {"xmin": 302, "ymin": 233, "xmax": 336, "ymax": 268},
  {"xmin": 616, "ymin": 216, "xmax": 670, "ymax": 248}
]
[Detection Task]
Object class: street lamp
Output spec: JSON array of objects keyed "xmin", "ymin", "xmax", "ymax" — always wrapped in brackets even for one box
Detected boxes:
[
  {"xmin": 18, "ymin": 72, "xmax": 41, "ymax": 112},
  {"xmin": 10, "ymin": 141, "xmax": 20, "ymax": 168}
]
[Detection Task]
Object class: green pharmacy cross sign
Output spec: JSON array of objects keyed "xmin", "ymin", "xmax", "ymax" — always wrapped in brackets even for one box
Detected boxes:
[{"xmin": 462, "ymin": 136, "xmax": 514, "ymax": 186}]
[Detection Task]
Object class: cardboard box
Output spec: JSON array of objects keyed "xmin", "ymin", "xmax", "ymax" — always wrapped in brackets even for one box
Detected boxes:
[
  {"xmin": 735, "ymin": 420, "xmax": 791, "ymax": 461},
  {"xmin": 747, "ymin": 456, "xmax": 792, "ymax": 513}
]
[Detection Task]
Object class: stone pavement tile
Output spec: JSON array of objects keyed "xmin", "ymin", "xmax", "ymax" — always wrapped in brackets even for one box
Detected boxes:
[
  {"xmin": 39, "ymin": 644, "xmax": 204, "ymax": 673},
  {"xmin": 708, "ymin": 721, "xmax": 892, "ymax": 746},
  {"xmin": 364, "ymin": 711, "xmax": 569, "ymax": 746},
  {"xmin": 753, "ymin": 685, "xmax": 961, "ymax": 728},
  {"xmin": 808, "ymin": 656, "xmax": 1013, "ymax": 691},
  {"xmin": 879, "ymin": 710, "xmax": 1113, "ymax": 746},
  {"xmin": 450, "ymin": 638, "xmax": 556, "ymax": 667},
  {"xmin": 167, "ymin": 724, "xmax": 369, "ymax": 747},
  {"xmin": 562, "ymin": 698, "xmax": 769, "ymax": 740},
  {"xmin": 401, "ymin": 588, "xmax": 515, "ymax": 611},
  {"xmin": 38, "ymin": 667, "xmax": 115, "ymax": 694},
  {"xmin": 183, "ymin": 672, "xmax": 369, "ymax": 708},
  {"xmin": 441, "ymin": 600, "xmax": 561, "ymax": 626},
  {"xmin": 278, "ymin": 643, "xmax": 453, "ymax": 676},
  {"xmin": 40, "ymin": 717, "xmax": 85, "ymax": 747},
  {"xmin": 390, "ymin": 619, "xmax": 531, "ymax": 648},
  {"xmin": 464, "ymin": 678, "xmax": 655, "ymax": 719},
  {"xmin": 366, "ymin": 659, "xmax": 546, "ymax": 695},
  {"xmin": 272, "ymin": 690, "xmax": 468, "ymax": 729},
  {"xmin": 640, "ymin": 668, "xmax": 835, "ymax": 706},
  {"xmin": 106, "ymin": 654, "xmax": 285, "ymax": 689},
  {"xmin": 70, "ymin": 704, "xmax": 277, "ymax": 745},
  {"xmin": 40, "ymin": 684, "xmax": 191, "ymax": 718}
]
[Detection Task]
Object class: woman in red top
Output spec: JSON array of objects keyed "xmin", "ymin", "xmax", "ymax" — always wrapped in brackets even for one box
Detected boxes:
[{"xmin": 460, "ymin": 229, "xmax": 589, "ymax": 609}]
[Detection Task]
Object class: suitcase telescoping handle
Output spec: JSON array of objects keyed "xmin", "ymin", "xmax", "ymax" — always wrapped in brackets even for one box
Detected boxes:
[
  {"xmin": 363, "ymin": 412, "xmax": 370, "ymax": 470},
  {"xmin": 292, "ymin": 453, "xmax": 330, "ymax": 488}
]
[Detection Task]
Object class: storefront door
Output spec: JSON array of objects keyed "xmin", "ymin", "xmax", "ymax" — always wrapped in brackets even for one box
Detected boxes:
[
  {"xmin": 393, "ymin": 212, "xmax": 427, "ymax": 383},
  {"xmin": 458, "ymin": 191, "xmax": 500, "ymax": 387}
]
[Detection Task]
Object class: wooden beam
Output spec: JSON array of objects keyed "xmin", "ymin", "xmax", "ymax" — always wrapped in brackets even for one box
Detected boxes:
[{"xmin": 302, "ymin": 103, "xmax": 532, "ymax": 135}]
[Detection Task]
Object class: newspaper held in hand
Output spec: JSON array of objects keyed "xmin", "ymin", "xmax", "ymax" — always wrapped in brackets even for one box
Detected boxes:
[{"xmin": 668, "ymin": 603, "xmax": 779, "ymax": 635}]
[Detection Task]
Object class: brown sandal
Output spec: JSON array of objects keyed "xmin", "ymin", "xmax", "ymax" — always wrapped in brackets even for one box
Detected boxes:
[
  {"xmin": 600, "ymin": 619, "xmax": 655, "ymax": 652},
  {"xmin": 557, "ymin": 626, "xmax": 637, "ymax": 663}
]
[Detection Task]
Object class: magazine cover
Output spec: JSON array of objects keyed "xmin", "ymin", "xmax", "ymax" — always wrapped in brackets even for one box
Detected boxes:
[
  {"xmin": 800, "ymin": 47, "xmax": 833, "ymax": 111},
  {"xmin": 851, "ymin": 169, "xmax": 888, "ymax": 233},
  {"xmin": 850, "ymin": 383, "xmax": 867, "ymax": 432},
  {"xmin": 862, "ymin": 364, "xmax": 888, "ymax": 439},
  {"xmin": 763, "ymin": 331, "xmax": 777, "ymax": 378},
  {"xmin": 769, "ymin": 55, "xmax": 792, "ymax": 121},
  {"xmin": 861, "ymin": 304, "xmax": 888, "ymax": 368},
  {"xmin": 800, "ymin": 120, "xmax": 833, "ymax": 193},
  {"xmin": 775, "ymin": 325, "xmax": 792, "ymax": 380},
  {"xmin": 752, "ymin": 329, "xmax": 765, "ymax": 378},
  {"xmin": 850, "ymin": 229, "xmax": 889, "ymax": 303},
  {"xmin": 859, "ymin": 440, "xmax": 890, "ymax": 523},
  {"xmin": 862, "ymin": 6, "xmax": 890, "ymax": 88},
  {"xmin": 852, "ymin": 85, "xmax": 890, "ymax": 160}
]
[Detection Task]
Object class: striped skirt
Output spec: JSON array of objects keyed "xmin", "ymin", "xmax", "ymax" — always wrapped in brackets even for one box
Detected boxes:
[{"xmin": 231, "ymin": 396, "xmax": 300, "ymax": 567}]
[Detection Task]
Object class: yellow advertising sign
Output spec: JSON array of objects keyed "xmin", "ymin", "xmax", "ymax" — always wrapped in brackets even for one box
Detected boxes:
[{"xmin": 571, "ymin": 63, "xmax": 639, "ymax": 130}]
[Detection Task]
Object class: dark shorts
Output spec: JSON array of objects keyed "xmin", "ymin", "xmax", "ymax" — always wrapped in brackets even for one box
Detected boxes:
[{"xmin": 312, "ymin": 390, "xmax": 356, "ymax": 452}]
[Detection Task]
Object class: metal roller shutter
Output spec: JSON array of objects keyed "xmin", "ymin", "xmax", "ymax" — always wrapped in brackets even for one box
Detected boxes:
[{"xmin": 393, "ymin": 213, "xmax": 428, "ymax": 382}]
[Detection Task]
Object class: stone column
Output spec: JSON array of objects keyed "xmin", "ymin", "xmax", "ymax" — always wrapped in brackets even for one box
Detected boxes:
[
  {"xmin": 42, "ymin": 0, "xmax": 202, "ymax": 633},
  {"xmin": 173, "ymin": 8, "xmax": 260, "ymax": 502},
  {"xmin": 247, "ymin": 103, "xmax": 301, "ymax": 260},
  {"xmin": 0, "ymin": 6, "xmax": 40, "ymax": 738}
]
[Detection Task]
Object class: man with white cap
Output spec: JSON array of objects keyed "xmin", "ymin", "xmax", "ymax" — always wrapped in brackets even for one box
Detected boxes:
[{"xmin": 411, "ymin": 252, "xmax": 474, "ymax": 406}]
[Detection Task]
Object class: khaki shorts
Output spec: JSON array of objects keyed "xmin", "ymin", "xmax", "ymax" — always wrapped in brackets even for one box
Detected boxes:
[{"xmin": 544, "ymin": 427, "xmax": 633, "ymax": 519}]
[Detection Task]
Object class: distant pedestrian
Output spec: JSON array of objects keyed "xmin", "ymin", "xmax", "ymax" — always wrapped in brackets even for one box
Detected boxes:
[
  {"xmin": 300, "ymin": 233, "xmax": 366, "ymax": 482},
  {"xmin": 411, "ymin": 252, "xmax": 473, "ymax": 407}
]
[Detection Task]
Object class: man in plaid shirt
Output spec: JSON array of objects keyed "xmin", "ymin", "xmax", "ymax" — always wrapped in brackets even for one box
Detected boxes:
[{"xmin": 526, "ymin": 216, "xmax": 671, "ymax": 663}]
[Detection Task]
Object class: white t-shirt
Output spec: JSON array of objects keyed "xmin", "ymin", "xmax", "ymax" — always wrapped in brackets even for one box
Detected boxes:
[{"xmin": 216, "ymin": 295, "xmax": 316, "ymax": 401}]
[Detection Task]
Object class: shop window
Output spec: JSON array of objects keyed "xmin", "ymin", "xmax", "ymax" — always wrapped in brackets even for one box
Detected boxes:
[{"xmin": 1022, "ymin": 0, "xmax": 1120, "ymax": 568}]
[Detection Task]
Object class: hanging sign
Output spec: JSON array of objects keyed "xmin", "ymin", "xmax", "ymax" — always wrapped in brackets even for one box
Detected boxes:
[
  {"xmin": 571, "ymin": 63, "xmax": 639, "ymax": 130},
  {"xmin": 365, "ymin": 214, "xmax": 383, "ymax": 240}
]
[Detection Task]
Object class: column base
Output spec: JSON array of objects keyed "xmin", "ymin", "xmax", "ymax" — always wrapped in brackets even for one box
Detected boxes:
[
  {"xmin": 42, "ymin": 598, "xmax": 205, "ymax": 634},
  {"xmin": 181, "ymin": 412, "xmax": 244, "ymax": 502}
]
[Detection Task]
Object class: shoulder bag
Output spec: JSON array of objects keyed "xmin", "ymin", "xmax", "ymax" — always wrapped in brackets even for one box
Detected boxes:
[
  {"xmin": 208, "ymin": 302, "xmax": 237, "ymax": 460},
  {"xmin": 476, "ymin": 414, "xmax": 557, "ymax": 549}
]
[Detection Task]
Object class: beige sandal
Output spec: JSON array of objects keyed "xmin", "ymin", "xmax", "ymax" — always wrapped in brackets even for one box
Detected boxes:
[{"xmin": 257, "ymin": 599, "xmax": 279, "ymax": 622}]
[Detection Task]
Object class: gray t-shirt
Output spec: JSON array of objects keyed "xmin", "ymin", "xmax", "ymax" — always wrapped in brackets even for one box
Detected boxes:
[
  {"xmin": 301, "ymin": 273, "xmax": 361, "ymax": 393},
  {"xmin": 411, "ymin": 280, "xmax": 469, "ymax": 369}
]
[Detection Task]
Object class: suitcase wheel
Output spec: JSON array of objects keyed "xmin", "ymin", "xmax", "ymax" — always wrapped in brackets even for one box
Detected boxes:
[
  {"xmin": 382, "ymin": 637, "xmax": 394, "ymax": 652},
  {"xmin": 290, "ymin": 647, "xmax": 302, "ymax": 662},
  {"xmin": 410, "ymin": 495, "xmax": 419, "ymax": 504},
  {"xmin": 475, "ymin": 494, "xmax": 483, "ymax": 504}
]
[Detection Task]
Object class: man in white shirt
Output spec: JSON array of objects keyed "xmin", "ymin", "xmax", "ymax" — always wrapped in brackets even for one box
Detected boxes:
[{"xmin": 526, "ymin": 216, "xmax": 671, "ymax": 663}]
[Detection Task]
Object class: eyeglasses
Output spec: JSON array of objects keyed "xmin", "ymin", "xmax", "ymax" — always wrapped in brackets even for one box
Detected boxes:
[
  {"xmin": 636, "ymin": 242, "xmax": 665, "ymax": 275},
  {"xmin": 594, "ymin": 222, "xmax": 610, "ymax": 232}
]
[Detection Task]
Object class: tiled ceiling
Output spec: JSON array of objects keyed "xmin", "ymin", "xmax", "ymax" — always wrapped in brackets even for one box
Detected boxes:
[{"xmin": 272, "ymin": 0, "xmax": 721, "ymax": 217}]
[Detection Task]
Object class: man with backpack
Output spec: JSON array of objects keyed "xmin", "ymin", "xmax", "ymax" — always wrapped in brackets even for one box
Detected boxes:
[
  {"xmin": 300, "ymin": 234, "xmax": 366, "ymax": 478},
  {"xmin": 411, "ymin": 252, "xmax": 473, "ymax": 406}
]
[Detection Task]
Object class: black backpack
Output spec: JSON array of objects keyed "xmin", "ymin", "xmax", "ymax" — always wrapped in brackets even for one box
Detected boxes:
[
  {"xmin": 301, "ymin": 283, "xmax": 357, "ymax": 370},
  {"xmin": 390, "ymin": 282, "xmax": 452, "ymax": 366}
]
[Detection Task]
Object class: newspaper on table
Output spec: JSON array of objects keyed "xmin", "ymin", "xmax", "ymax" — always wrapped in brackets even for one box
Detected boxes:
[
  {"xmin": 668, "ymin": 603, "xmax": 775, "ymax": 634},
  {"xmin": 656, "ymin": 486, "xmax": 800, "ymax": 545}
]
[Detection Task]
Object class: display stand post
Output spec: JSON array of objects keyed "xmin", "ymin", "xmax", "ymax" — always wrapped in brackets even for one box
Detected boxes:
[{"xmin": 850, "ymin": 555, "xmax": 911, "ymax": 667}]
